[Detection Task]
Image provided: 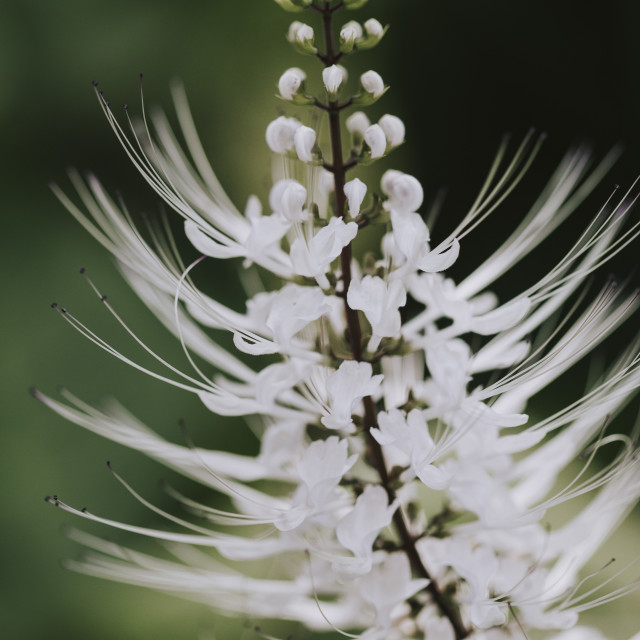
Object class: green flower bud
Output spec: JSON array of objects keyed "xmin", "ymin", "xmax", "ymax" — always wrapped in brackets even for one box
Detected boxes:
[
  {"xmin": 339, "ymin": 21, "xmax": 363, "ymax": 53},
  {"xmin": 352, "ymin": 70, "xmax": 388, "ymax": 105},
  {"xmin": 344, "ymin": 0, "xmax": 368, "ymax": 9},
  {"xmin": 287, "ymin": 21, "xmax": 317, "ymax": 55},
  {"xmin": 273, "ymin": 0, "xmax": 311, "ymax": 12},
  {"xmin": 357, "ymin": 18, "xmax": 388, "ymax": 50}
]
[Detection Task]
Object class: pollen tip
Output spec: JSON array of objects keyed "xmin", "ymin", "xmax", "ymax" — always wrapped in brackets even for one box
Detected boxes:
[
  {"xmin": 79, "ymin": 267, "xmax": 86, "ymax": 274},
  {"xmin": 28, "ymin": 386, "xmax": 38, "ymax": 397},
  {"xmin": 91, "ymin": 80, "xmax": 98, "ymax": 87},
  {"xmin": 106, "ymin": 460, "xmax": 113, "ymax": 470},
  {"xmin": 51, "ymin": 302, "xmax": 58, "ymax": 309},
  {"xmin": 100, "ymin": 295, "xmax": 107, "ymax": 302},
  {"xmin": 44, "ymin": 495, "xmax": 51, "ymax": 502},
  {"xmin": 81, "ymin": 507, "xmax": 88, "ymax": 513},
  {"xmin": 123, "ymin": 104, "xmax": 128, "ymax": 110}
]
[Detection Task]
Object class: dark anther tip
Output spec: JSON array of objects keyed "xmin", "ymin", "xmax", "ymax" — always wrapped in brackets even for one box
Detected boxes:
[
  {"xmin": 139, "ymin": 72, "xmax": 144, "ymax": 79},
  {"xmin": 51, "ymin": 302, "xmax": 58, "ymax": 309},
  {"xmin": 100, "ymin": 295, "xmax": 108, "ymax": 302},
  {"xmin": 60, "ymin": 307, "xmax": 67, "ymax": 314},
  {"xmin": 44, "ymin": 495, "xmax": 51, "ymax": 502},
  {"xmin": 91, "ymin": 80, "xmax": 98, "ymax": 87},
  {"xmin": 106, "ymin": 460, "xmax": 113, "ymax": 470},
  {"xmin": 81, "ymin": 507, "xmax": 88, "ymax": 513},
  {"xmin": 79, "ymin": 267, "xmax": 86, "ymax": 274},
  {"xmin": 28, "ymin": 386, "xmax": 37, "ymax": 397},
  {"xmin": 123, "ymin": 104, "xmax": 128, "ymax": 110}
]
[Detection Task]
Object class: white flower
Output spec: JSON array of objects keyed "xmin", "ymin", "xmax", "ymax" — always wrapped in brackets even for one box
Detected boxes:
[
  {"xmin": 323, "ymin": 64, "xmax": 346, "ymax": 96},
  {"xmin": 321, "ymin": 360, "xmax": 383, "ymax": 431},
  {"xmin": 344, "ymin": 177, "xmax": 367, "ymax": 215},
  {"xmin": 364, "ymin": 123, "xmax": 386, "ymax": 159},
  {"xmin": 289, "ymin": 217, "xmax": 357, "ymax": 286},
  {"xmin": 287, "ymin": 21, "xmax": 315, "ymax": 50},
  {"xmin": 269, "ymin": 178, "xmax": 308, "ymax": 222},
  {"xmin": 347, "ymin": 275, "xmax": 407, "ymax": 351},
  {"xmin": 293, "ymin": 124, "xmax": 316, "ymax": 162},
  {"xmin": 346, "ymin": 111, "xmax": 371, "ymax": 137},
  {"xmin": 39, "ymin": 4, "xmax": 640, "ymax": 639},
  {"xmin": 265, "ymin": 115, "xmax": 301, "ymax": 153},
  {"xmin": 340, "ymin": 20, "xmax": 363, "ymax": 49},
  {"xmin": 360, "ymin": 69, "xmax": 385, "ymax": 97},
  {"xmin": 381, "ymin": 169, "xmax": 424, "ymax": 213},
  {"xmin": 364, "ymin": 17, "xmax": 384, "ymax": 38},
  {"xmin": 378, "ymin": 114, "xmax": 405, "ymax": 147},
  {"xmin": 278, "ymin": 67, "xmax": 306, "ymax": 100}
]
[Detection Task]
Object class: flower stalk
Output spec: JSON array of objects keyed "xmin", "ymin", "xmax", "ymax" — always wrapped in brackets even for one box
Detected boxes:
[{"xmin": 35, "ymin": 0, "xmax": 640, "ymax": 638}]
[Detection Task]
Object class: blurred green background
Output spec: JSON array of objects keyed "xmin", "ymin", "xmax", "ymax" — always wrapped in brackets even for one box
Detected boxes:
[{"xmin": 2, "ymin": 0, "xmax": 639, "ymax": 638}]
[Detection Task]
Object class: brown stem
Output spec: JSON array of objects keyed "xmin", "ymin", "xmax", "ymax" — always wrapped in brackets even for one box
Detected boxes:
[{"xmin": 316, "ymin": 3, "xmax": 470, "ymax": 638}]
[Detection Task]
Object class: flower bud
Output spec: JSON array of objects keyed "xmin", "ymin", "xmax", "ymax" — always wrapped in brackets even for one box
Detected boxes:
[
  {"xmin": 381, "ymin": 170, "xmax": 424, "ymax": 214},
  {"xmin": 294, "ymin": 125, "xmax": 317, "ymax": 163},
  {"xmin": 344, "ymin": 178, "xmax": 367, "ymax": 216},
  {"xmin": 287, "ymin": 21, "xmax": 316, "ymax": 54},
  {"xmin": 346, "ymin": 111, "xmax": 370, "ymax": 137},
  {"xmin": 343, "ymin": 0, "xmax": 368, "ymax": 8},
  {"xmin": 273, "ymin": 0, "xmax": 311, "ymax": 11},
  {"xmin": 323, "ymin": 65, "xmax": 347, "ymax": 99},
  {"xmin": 358, "ymin": 19, "xmax": 387, "ymax": 49},
  {"xmin": 379, "ymin": 114, "xmax": 405, "ymax": 148},
  {"xmin": 364, "ymin": 124, "xmax": 386, "ymax": 159},
  {"xmin": 354, "ymin": 70, "xmax": 386, "ymax": 105},
  {"xmin": 340, "ymin": 21, "xmax": 363, "ymax": 53},
  {"xmin": 270, "ymin": 179, "xmax": 308, "ymax": 222},
  {"xmin": 278, "ymin": 67, "xmax": 307, "ymax": 101},
  {"xmin": 265, "ymin": 116, "xmax": 301, "ymax": 154}
]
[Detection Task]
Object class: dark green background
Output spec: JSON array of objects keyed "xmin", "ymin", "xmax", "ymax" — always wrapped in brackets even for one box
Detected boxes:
[{"xmin": 2, "ymin": 1, "xmax": 639, "ymax": 638}]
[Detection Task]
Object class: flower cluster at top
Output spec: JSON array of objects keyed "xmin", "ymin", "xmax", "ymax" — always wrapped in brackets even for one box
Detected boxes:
[{"xmin": 36, "ymin": 0, "xmax": 640, "ymax": 639}]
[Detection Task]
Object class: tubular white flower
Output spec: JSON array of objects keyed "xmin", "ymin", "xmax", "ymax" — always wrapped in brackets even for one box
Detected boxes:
[
  {"xmin": 364, "ymin": 17, "xmax": 384, "ymax": 38},
  {"xmin": 346, "ymin": 111, "xmax": 371, "ymax": 136},
  {"xmin": 347, "ymin": 275, "xmax": 407, "ymax": 351},
  {"xmin": 278, "ymin": 67, "xmax": 306, "ymax": 100},
  {"xmin": 360, "ymin": 69, "xmax": 385, "ymax": 97},
  {"xmin": 379, "ymin": 113, "xmax": 405, "ymax": 147},
  {"xmin": 289, "ymin": 217, "xmax": 357, "ymax": 287},
  {"xmin": 364, "ymin": 123, "xmax": 387, "ymax": 159},
  {"xmin": 340, "ymin": 20, "xmax": 363, "ymax": 52},
  {"xmin": 344, "ymin": 177, "xmax": 367, "ymax": 215},
  {"xmin": 381, "ymin": 169, "xmax": 424, "ymax": 213},
  {"xmin": 265, "ymin": 115, "xmax": 301, "ymax": 153},
  {"xmin": 287, "ymin": 21, "xmax": 315, "ymax": 53},
  {"xmin": 322, "ymin": 64, "xmax": 346, "ymax": 97},
  {"xmin": 293, "ymin": 124, "xmax": 316, "ymax": 162}
]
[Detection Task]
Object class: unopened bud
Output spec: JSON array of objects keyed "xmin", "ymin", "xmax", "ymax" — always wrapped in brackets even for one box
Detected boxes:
[
  {"xmin": 340, "ymin": 21, "xmax": 363, "ymax": 53},
  {"xmin": 278, "ymin": 67, "xmax": 307, "ymax": 101},
  {"xmin": 323, "ymin": 65, "xmax": 347, "ymax": 99},
  {"xmin": 294, "ymin": 125, "xmax": 318, "ymax": 163},
  {"xmin": 354, "ymin": 70, "xmax": 387, "ymax": 105},
  {"xmin": 364, "ymin": 124, "xmax": 386, "ymax": 159},
  {"xmin": 287, "ymin": 22, "xmax": 317, "ymax": 54},
  {"xmin": 273, "ymin": 0, "xmax": 312, "ymax": 11},
  {"xmin": 266, "ymin": 116, "xmax": 301, "ymax": 154},
  {"xmin": 357, "ymin": 19, "xmax": 387, "ymax": 50},
  {"xmin": 346, "ymin": 111, "xmax": 371, "ymax": 137},
  {"xmin": 344, "ymin": 178, "xmax": 368, "ymax": 216},
  {"xmin": 381, "ymin": 170, "xmax": 424, "ymax": 214},
  {"xmin": 344, "ymin": 0, "xmax": 368, "ymax": 8},
  {"xmin": 379, "ymin": 114, "xmax": 405, "ymax": 148}
]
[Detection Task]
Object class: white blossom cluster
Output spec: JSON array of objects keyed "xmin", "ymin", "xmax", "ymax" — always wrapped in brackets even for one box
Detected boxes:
[{"xmin": 36, "ymin": 1, "xmax": 640, "ymax": 639}]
